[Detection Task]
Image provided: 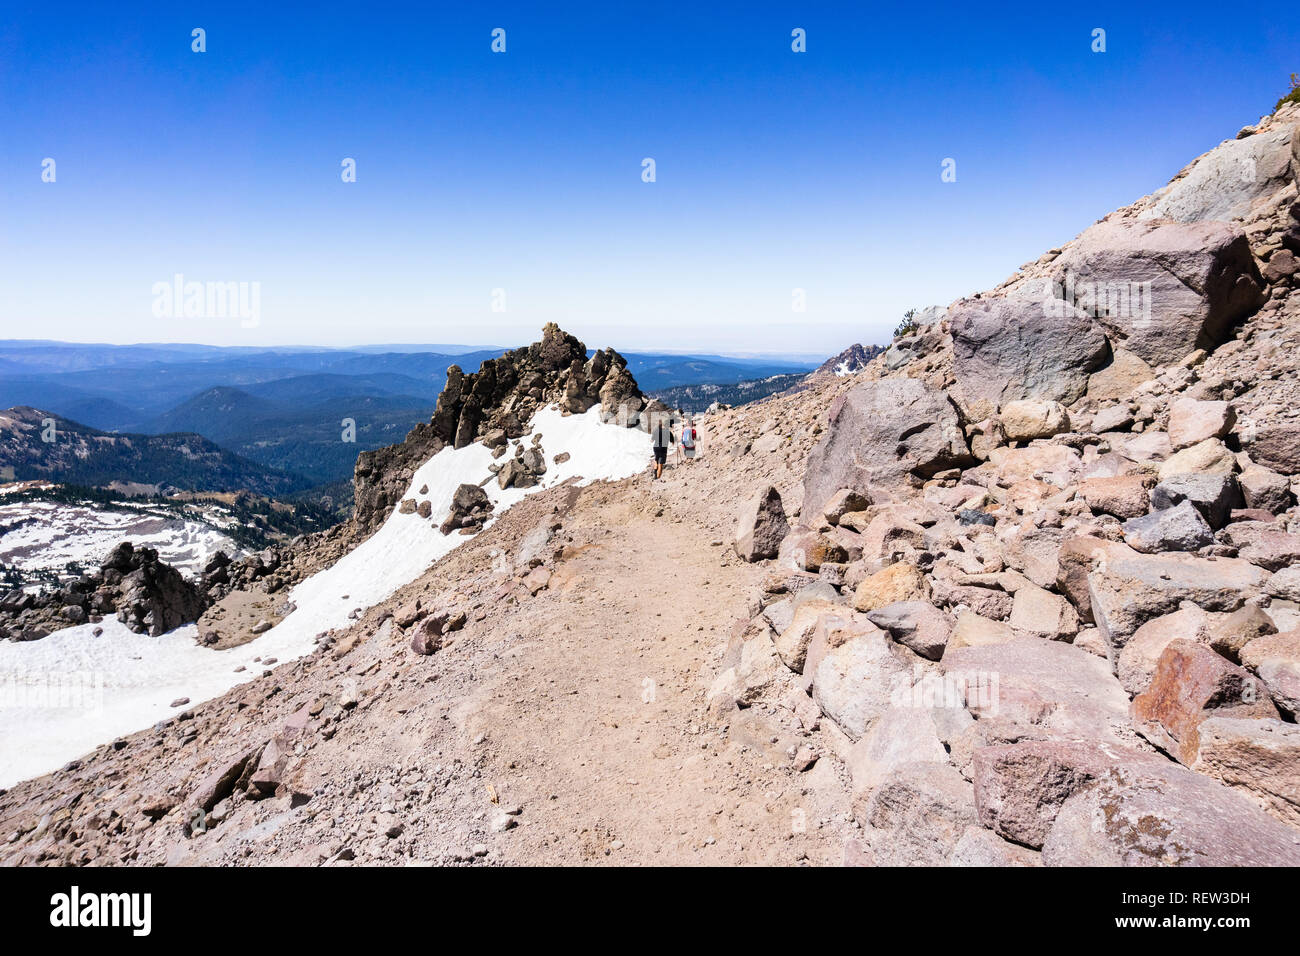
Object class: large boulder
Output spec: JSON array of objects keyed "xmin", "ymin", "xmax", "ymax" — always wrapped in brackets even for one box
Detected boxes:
[
  {"xmin": 733, "ymin": 487, "xmax": 789, "ymax": 562},
  {"xmin": 1149, "ymin": 473, "xmax": 1241, "ymax": 529},
  {"xmin": 1167, "ymin": 398, "xmax": 1236, "ymax": 451},
  {"xmin": 1240, "ymin": 630, "xmax": 1300, "ymax": 718},
  {"xmin": 1192, "ymin": 716, "xmax": 1300, "ymax": 827},
  {"xmin": 1244, "ymin": 422, "xmax": 1300, "ymax": 475},
  {"xmin": 1219, "ymin": 521, "xmax": 1300, "ymax": 572},
  {"xmin": 821, "ymin": 488, "xmax": 871, "ymax": 526},
  {"xmin": 1131, "ymin": 639, "xmax": 1278, "ymax": 764},
  {"xmin": 947, "ymin": 611, "xmax": 1015, "ymax": 650},
  {"xmin": 801, "ymin": 377, "xmax": 971, "ymax": 518},
  {"xmin": 1007, "ymin": 583, "xmax": 1078, "ymax": 639},
  {"xmin": 1043, "ymin": 219, "xmax": 1265, "ymax": 367},
  {"xmin": 1055, "ymin": 536, "xmax": 1139, "ymax": 622},
  {"xmin": 846, "ymin": 705, "xmax": 952, "ymax": 795},
  {"xmin": 1041, "ymin": 761, "xmax": 1300, "ymax": 866},
  {"xmin": 1121, "ymin": 500, "xmax": 1214, "ymax": 554},
  {"xmin": 1266, "ymin": 567, "xmax": 1300, "ymax": 602},
  {"xmin": 851, "ymin": 562, "xmax": 930, "ymax": 613},
  {"xmin": 989, "ymin": 443, "xmax": 1083, "ymax": 486},
  {"xmin": 440, "ymin": 482, "xmax": 492, "ymax": 534},
  {"xmin": 811, "ymin": 626, "xmax": 915, "ymax": 740},
  {"xmin": 1158, "ymin": 438, "xmax": 1237, "ymax": 481},
  {"xmin": 999, "ymin": 399, "xmax": 1070, "ymax": 442},
  {"xmin": 940, "ymin": 638, "xmax": 1129, "ymax": 743},
  {"xmin": 1078, "ymin": 475, "xmax": 1151, "ymax": 520},
  {"xmin": 1239, "ymin": 463, "xmax": 1292, "ymax": 513},
  {"xmin": 855, "ymin": 762, "xmax": 978, "ymax": 866},
  {"xmin": 1139, "ymin": 124, "xmax": 1299, "ymax": 223},
  {"xmin": 866, "ymin": 600, "xmax": 953, "ymax": 660},
  {"xmin": 949, "ymin": 296, "xmax": 1108, "ymax": 418},
  {"xmin": 1086, "ymin": 553, "xmax": 1267, "ymax": 658},
  {"xmin": 1209, "ymin": 605, "xmax": 1277, "ymax": 663},
  {"xmin": 1117, "ymin": 605, "xmax": 1212, "ymax": 696},
  {"xmin": 972, "ymin": 740, "xmax": 1167, "ymax": 848},
  {"xmin": 1087, "ymin": 348, "xmax": 1156, "ymax": 401},
  {"xmin": 773, "ymin": 599, "xmax": 853, "ymax": 673}
]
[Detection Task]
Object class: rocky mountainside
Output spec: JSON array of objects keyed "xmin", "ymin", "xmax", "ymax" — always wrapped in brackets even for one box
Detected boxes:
[
  {"xmin": 1, "ymin": 523, "xmax": 352, "ymax": 644},
  {"xmin": 0, "ymin": 406, "xmax": 306, "ymax": 497},
  {"xmin": 3, "ymin": 103, "xmax": 1300, "ymax": 867},
  {"xmin": 350, "ymin": 323, "xmax": 645, "ymax": 536},
  {"xmin": 814, "ymin": 343, "xmax": 887, "ymax": 377},
  {"xmin": 648, "ymin": 372, "xmax": 808, "ymax": 414},
  {"xmin": 712, "ymin": 100, "xmax": 1300, "ymax": 864}
]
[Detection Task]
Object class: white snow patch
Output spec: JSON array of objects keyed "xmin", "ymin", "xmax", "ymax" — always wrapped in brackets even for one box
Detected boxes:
[
  {"xmin": 1, "ymin": 617, "xmax": 273, "ymax": 788},
  {"xmin": 0, "ymin": 405, "xmax": 650, "ymax": 788},
  {"xmin": 0, "ymin": 499, "xmax": 240, "ymax": 585}
]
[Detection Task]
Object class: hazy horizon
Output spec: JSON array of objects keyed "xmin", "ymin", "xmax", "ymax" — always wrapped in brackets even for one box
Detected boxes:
[{"xmin": 0, "ymin": 334, "xmax": 833, "ymax": 362}]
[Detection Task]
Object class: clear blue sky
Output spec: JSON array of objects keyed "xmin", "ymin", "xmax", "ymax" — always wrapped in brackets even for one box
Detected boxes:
[{"xmin": 1, "ymin": 1, "xmax": 1296, "ymax": 356}]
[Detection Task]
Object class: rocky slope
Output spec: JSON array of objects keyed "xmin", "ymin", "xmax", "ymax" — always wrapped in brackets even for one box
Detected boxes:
[
  {"xmin": 713, "ymin": 100, "xmax": 1300, "ymax": 864},
  {"xmin": 3, "ymin": 104, "xmax": 1300, "ymax": 866}
]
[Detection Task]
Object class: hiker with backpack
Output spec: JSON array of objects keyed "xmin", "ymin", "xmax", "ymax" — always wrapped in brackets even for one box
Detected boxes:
[
  {"xmin": 679, "ymin": 417, "xmax": 698, "ymax": 464},
  {"xmin": 651, "ymin": 414, "xmax": 675, "ymax": 480}
]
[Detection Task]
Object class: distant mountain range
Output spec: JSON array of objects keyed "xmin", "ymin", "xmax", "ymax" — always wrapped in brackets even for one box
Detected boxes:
[
  {"xmin": 621, "ymin": 353, "xmax": 819, "ymax": 389},
  {"xmin": 0, "ymin": 340, "xmax": 824, "ymax": 495},
  {"xmin": 0, "ymin": 406, "xmax": 304, "ymax": 497},
  {"xmin": 648, "ymin": 373, "xmax": 811, "ymax": 413}
]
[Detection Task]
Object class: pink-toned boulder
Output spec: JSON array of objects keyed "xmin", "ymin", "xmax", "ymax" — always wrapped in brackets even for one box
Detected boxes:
[
  {"xmin": 1077, "ymin": 475, "xmax": 1151, "ymax": 520},
  {"xmin": 865, "ymin": 600, "xmax": 953, "ymax": 660},
  {"xmin": 811, "ymin": 625, "xmax": 915, "ymax": 740},
  {"xmin": 1041, "ymin": 760, "xmax": 1300, "ymax": 866},
  {"xmin": 1192, "ymin": 717, "xmax": 1300, "ymax": 827},
  {"xmin": 1240, "ymin": 630, "xmax": 1300, "ymax": 717},
  {"xmin": 1117, "ymin": 605, "xmax": 1212, "ymax": 696},
  {"xmin": 1044, "ymin": 219, "xmax": 1265, "ymax": 367},
  {"xmin": 1239, "ymin": 463, "xmax": 1292, "ymax": 513},
  {"xmin": 1131, "ymin": 639, "xmax": 1279, "ymax": 764},
  {"xmin": 972, "ymin": 740, "xmax": 1167, "ymax": 848},
  {"xmin": 1167, "ymin": 398, "xmax": 1236, "ymax": 451}
]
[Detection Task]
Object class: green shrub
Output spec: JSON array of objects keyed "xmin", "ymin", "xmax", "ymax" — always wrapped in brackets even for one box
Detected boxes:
[
  {"xmin": 893, "ymin": 309, "xmax": 919, "ymax": 339},
  {"xmin": 1277, "ymin": 73, "xmax": 1300, "ymax": 111}
]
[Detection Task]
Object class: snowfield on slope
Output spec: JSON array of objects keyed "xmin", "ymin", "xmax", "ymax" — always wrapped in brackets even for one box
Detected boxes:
[
  {"xmin": 0, "ymin": 405, "xmax": 651, "ymax": 787},
  {"xmin": 0, "ymin": 499, "xmax": 241, "ymax": 585}
]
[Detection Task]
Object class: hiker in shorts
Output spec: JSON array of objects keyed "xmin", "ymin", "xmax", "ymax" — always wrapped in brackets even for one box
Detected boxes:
[
  {"xmin": 651, "ymin": 415, "xmax": 674, "ymax": 479},
  {"xmin": 679, "ymin": 417, "xmax": 698, "ymax": 464}
]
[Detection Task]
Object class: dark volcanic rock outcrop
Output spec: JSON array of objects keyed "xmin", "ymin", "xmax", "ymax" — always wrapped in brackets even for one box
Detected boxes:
[
  {"xmin": 108, "ymin": 542, "xmax": 208, "ymax": 636},
  {"xmin": 352, "ymin": 324, "xmax": 644, "ymax": 537},
  {"xmin": 432, "ymin": 322, "xmax": 643, "ymax": 448},
  {"xmin": 1, "ymin": 542, "xmax": 208, "ymax": 640}
]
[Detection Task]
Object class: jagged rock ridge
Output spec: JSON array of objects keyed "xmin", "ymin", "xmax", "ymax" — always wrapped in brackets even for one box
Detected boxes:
[
  {"xmin": 352, "ymin": 323, "xmax": 645, "ymax": 536},
  {"xmin": 815, "ymin": 343, "xmax": 886, "ymax": 377}
]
